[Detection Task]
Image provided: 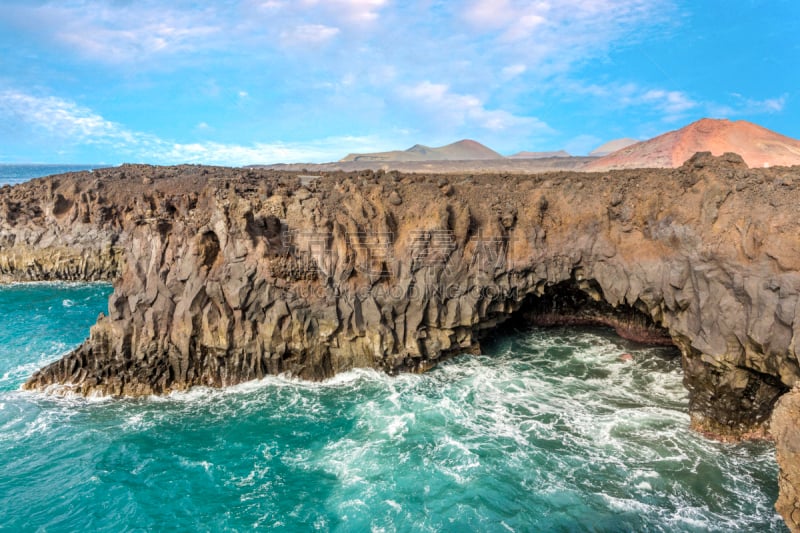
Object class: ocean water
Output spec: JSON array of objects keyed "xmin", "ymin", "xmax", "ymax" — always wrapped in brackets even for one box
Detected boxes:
[
  {"xmin": 0, "ymin": 164, "xmax": 104, "ymax": 186},
  {"xmin": 0, "ymin": 283, "xmax": 786, "ymax": 532}
]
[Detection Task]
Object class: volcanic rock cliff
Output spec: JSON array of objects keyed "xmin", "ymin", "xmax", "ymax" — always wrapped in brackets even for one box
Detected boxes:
[
  {"xmin": 0, "ymin": 171, "xmax": 124, "ymax": 282},
  {"xmin": 5, "ymin": 156, "xmax": 800, "ymax": 529}
]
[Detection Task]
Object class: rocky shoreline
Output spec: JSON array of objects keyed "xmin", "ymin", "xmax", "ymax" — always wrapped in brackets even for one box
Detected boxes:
[{"xmin": 3, "ymin": 154, "xmax": 800, "ymax": 529}]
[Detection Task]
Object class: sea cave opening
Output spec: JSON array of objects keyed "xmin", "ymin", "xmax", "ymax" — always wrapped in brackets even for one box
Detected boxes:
[
  {"xmin": 473, "ymin": 278, "xmax": 789, "ymax": 444},
  {"xmin": 478, "ymin": 278, "xmax": 681, "ymax": 364},
  {"xmin": 519, "ymin": 279, "xmax": 674, "ymax": 346}
]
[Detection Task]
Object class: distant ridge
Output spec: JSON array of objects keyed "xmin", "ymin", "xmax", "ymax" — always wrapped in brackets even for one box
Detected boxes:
[
  {"xmin": 509, "ymin": 150, "xmax": 571, "ymax": 159},
  {"xmin": 587, "ymin": 118, "xmax": 800, "ymax": 170},
  {"xmin": 340, "ymin": 139, "xmax": 503, "ymax": 162},
  {"xmin": 589, "ymin": 138, "xmax": 639, "ymax": 157}
]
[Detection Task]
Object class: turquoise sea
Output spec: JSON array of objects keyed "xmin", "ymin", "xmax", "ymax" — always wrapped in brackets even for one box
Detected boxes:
[
  {"xmin": 0, "ymin": 282, "xmax": 787, "ymax": 531},
  {"xmin": 0, "ymin": 164, "xmax": 104, "ymax": 186}
]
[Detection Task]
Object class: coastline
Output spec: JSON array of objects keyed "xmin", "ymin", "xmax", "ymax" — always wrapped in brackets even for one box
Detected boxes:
[{"xmin": 2, "ymin": 156, "xmax": 800, "ymax": 528}]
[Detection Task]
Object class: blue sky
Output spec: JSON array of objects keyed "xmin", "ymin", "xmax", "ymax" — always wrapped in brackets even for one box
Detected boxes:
[{"xmin": 0, "ymin": 0, "xmax": 797, "ymax": 165}]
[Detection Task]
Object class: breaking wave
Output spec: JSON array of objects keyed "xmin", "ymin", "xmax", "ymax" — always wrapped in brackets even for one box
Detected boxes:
[{"xmin": 0, "ymin": 284, "xmax": 786, "ymax": 531}]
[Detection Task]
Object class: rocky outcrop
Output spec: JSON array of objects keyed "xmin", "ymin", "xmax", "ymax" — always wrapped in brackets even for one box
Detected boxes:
[
  {"xmin": 6, "ymin": 155, "xmax": 800, "ymax": 527},
  {"xmin": 18, "ymin": 153, "xmax": 800, "ymax": 427},
  {"xmin": 0, "ymin": 172, "xmax": 124, "ymax": 281},
  {"xmin": 772, "ymin": 388, "xmax": 800, "ymax": 532},
  {"xmin": 0, "ymin": 164, "xmax": 254, "ymax": 281}
]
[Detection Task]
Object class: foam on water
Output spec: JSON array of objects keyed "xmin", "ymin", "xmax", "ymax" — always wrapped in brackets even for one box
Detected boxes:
[{"xmin": 0, "ymin": 285, "xmax": 788, "ymax": 531}]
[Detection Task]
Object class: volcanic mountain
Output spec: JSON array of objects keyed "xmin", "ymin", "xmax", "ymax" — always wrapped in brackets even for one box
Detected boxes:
[
  {"xmin": 340, "ymin": 139, "xmax": 503, "ymax": 162},
  {"xmin": 589, "ymin": 138, "xmax": 639, "ymax": 157},
  {"xmin": 587, "ymin": 119, "xmax": 800, "ymax": 170}
]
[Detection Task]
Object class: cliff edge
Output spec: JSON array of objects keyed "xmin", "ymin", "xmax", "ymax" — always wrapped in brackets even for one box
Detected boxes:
[{"xmin": 5, "ymin": 156, "xmax": 800, "ymax": 529}]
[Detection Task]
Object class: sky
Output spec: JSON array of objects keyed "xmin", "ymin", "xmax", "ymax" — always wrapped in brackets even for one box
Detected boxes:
[{"xmin": 0, "ymin": 0, "xmax": 797, "ymax": 165}]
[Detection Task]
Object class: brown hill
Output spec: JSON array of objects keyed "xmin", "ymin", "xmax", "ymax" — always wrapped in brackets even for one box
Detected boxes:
[
  {"xmin": 340, "ymin": 139, "xmax": 503, "ymax": 162},
  {"xmin": 587, "ymin": 119, "xmax": 800, "ymax": 170},
  {"xmin": 589, "ymin": 138, "xmax": 639, "ymax": 157}
]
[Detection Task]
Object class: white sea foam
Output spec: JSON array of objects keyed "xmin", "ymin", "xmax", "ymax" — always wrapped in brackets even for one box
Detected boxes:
[
  {"xmin": 20, "ymin": 383, "xmax": 114, "ymax": 405},
  {"xmin": 384, "ymin": 499, "xmax": 402, "ymax": 512},
  {"xmin": 0, "ymin": 322, "xmax": 784, "ymax": 531},
  {"xmin": 0, "ymin": 280, "xmax": 111, "ymax": 289},
  {"xmin": 120, "ymin": 412, "xmax": 154, "ymax": 431},
  {"xmin": 147, "ymin": 367, "xmax": 398, "ymax": 406},
  {"xmin": 384, "ymin": 412, "xmax": 414, "ymax": 439}
]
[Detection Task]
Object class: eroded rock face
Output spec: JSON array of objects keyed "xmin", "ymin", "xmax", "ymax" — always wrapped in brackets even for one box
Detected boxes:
[
  {"xmin": 13, "ymin": 157, "xmax": 800, "ymax": 428},
  {"xmin": 0, "ymin": 172, "xmax": 124, "ymax": 281},
  {"xmin": 772, "ymin": 388, "xmax": 800, "ymax": 532},
  {"xmin": 7, "ymin": 156, "xmax": 800, "ymax": 526}
]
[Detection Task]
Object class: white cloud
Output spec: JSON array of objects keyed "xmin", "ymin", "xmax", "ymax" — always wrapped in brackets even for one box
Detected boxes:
[
  {"xmin": 399, "ymin": 81, "xmax": 548, "ymax": 133},
  {"xmin": 501, "ymin": 64, "xmax": 527, "ymax": 78},
  {"xmin": 709, "ymin": 94, "xmax": 788, "ymax": 117},
  {"xmin": 8, "ymin": 1, "xmax": 222, "ymax": 64},
  {"xmin": 160, "ymin": 136, "xmax": 384, "ymax": 164},
  {"xmin": 640, "ymin": 89, "xmax": 697, "ymax": 119},
  {"xmin": 462, "ymin": 0, "xmax": 664, "ymax": 44},
  {"xmin": 463, "ymin": 0, "xmax": 514, "ymax": 30},
  {"xmin": 757, "ymin": 97, "xmax": 786, "ymax": 113},
  {"xmin": 0, "ymin": 89, "xmax": 128, "ymax": 142},
  {"xmin": 57, "ymin": 23, "xmax": 218, "ymax": 61},
  {"xmin": 502, "ymin": 13, "xmax": 547, "ymax": 42},
  {"xmin": 280, "ymin": 24, "xmax": 341, "ymax": 48},
  {"xmin": 0, "ymin": 0, "xmax": 675, "ymax": 124},
  {"xmin": 252, "ymin": 0, "xmax": 386, "ymax": 28},
  {"xmin": 568, "ymin": 80, "xmax": 788, "ymax": 124},
  {"xmin": 0, "ymin": 89, "xmax": 389, "ymax": 165},
  {"xmin": 566, "ymin": 81, "xmax": 697, "ymax": 121},
  {"xmin": 301, "ymin": 0, "xmax": 387, "ymax": 23},
  {"xmin": 2, "ymin": 87, "xmax": 551, "ymax": 163},
  {"xmin": 451, "ymin": 0, "xmax": 679, "ymax": 103}
]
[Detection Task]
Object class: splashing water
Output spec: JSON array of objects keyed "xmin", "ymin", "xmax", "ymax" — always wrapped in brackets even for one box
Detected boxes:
[{"xmin": 0, "ymin": 283, "xmax": 786, "ymax": 531}]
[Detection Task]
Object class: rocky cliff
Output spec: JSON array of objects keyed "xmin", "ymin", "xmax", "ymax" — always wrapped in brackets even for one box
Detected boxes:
[
  {"xmin": 0, "ymin": 170, "xmax": 124, "ymax": 282},
  {"xmin": 772, "ymin": 388, "xmax": 800, "ymax": 531},
  {"xmin": 6, "ymin": 155, "xmax": 800, "ymax": 528}
]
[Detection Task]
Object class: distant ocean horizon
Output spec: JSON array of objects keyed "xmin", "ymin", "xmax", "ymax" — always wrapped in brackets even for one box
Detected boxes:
[{"xmin": 0, "ymin": 164, "xmax": 108, "ymax": 186}]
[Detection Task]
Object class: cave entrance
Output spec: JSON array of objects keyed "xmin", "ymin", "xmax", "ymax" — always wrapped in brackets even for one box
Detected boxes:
[
  {"xmin": 475, "ymin": 278, "xmax": 683, "ymax": 411},
  {"xmin": 470, "ymin": 278, "xmax": 682, "ymax": 388},
  {"xmin": 492, "ymin": 279, "xmax": 677, "ymax": 351}
]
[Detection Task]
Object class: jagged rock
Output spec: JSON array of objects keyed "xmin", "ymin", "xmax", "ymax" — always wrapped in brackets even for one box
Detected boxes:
[
  {"xmin": 388, "ymin": 190, "xmax": 402, "ymax": 205},
  {"xmin": 4, "ymin": 158, "xmax": 800, "ymax": 529},
  {"xmin": 772, "ymin": 388, "xmax": 800, "ymax": 532},
  {"xmin": 294, "ymin": 187, "xmax": 311, "ymax": 201}
]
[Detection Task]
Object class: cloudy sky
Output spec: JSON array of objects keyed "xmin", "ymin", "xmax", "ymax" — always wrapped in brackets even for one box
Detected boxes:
[{"xmin": 0, "ymin": 0, "xmax": 796, "ymax": 165}]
